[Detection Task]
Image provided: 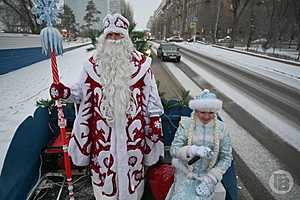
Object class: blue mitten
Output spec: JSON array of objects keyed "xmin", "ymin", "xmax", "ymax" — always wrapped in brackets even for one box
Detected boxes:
[{"xmin": 195, "ymin": 174, "xmax": 217, "ymax": 198}]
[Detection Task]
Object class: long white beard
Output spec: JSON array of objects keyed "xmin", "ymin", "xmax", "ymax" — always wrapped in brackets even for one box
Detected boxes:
[{"xmin": 95, "ymin": 35, "xmax": 135, "ymax": 124}]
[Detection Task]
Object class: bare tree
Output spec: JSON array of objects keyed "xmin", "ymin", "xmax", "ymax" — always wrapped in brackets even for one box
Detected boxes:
[
  {"xmin": 214, "ymin": 0, "xmax": 223, "ymax": 43},
  {"xmin": 292, "ymin": 0, "xmax": 300, "ymax": 59},
  {"xmin": 1, "ymin": 0, "xmax": 40, "ymax": 33},
  {"xmin": 246, "ymin": 1, "xmax": 255, "ymax": 51},
  {"xmin": 229, "ymin": 0, "xmax": 251, "ymax": 47},
  {"xmin": 181, "ymin": 0, "xmax": 188, "ymax": 38},
  {"xmin": 120, "ymin": 0, "xmax": 135, "ymax": 34},
  {"xmin": 276, "ymin": 0, "xmax": 291, "ymax": 52},
  {"xmin": 262, "ymin": 0, "xmax": 292, "ymax": 52}
]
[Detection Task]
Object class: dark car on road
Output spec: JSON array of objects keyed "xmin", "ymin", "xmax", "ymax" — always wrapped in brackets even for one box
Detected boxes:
[{"xmin": 157, "ymin": 43, "xmax": 181, "ymax": 62}]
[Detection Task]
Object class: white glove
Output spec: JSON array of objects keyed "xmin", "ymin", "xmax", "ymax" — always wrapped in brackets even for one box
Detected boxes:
[{"xmin": 187, "ymin": 145, "xmax": 213, "ymax": 159}]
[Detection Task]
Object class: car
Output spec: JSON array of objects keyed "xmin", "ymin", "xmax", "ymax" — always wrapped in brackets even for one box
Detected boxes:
[
  {"xmin": 148, "ymin": 37, "xmax": 156, "ymax": 41},
  {"xmin": 157, "ymin": 43, "xmax": 181, "ymax": 62},
  {"xmin": 252, "ymin": 38, "xmax": 267, "ymax": 44},
  {"xmin": 217, "ymin": 35, "xmax": 231, "ymax": 43},
  {"xmin": 187, "ymin": 36, "xmax": 206, "ymax": 43},
  {"xmin": 166, "ymin": 36, "xmax": 184, "ymax": 42}
]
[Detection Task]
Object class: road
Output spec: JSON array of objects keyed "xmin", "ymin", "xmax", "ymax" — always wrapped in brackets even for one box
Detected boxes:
[
  {"xmin": 151, "ymin": 41, "xmax": 300, "ymax": 200},
  {"xmin": 151, "ymin": 55, "xmax": 184, "ymax": 100}
]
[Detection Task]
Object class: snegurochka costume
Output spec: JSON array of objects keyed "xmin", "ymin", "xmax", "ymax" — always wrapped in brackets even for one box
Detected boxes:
[{"xmin": 166, "ymin": 90, "xmax": 233, "ymax": 200}]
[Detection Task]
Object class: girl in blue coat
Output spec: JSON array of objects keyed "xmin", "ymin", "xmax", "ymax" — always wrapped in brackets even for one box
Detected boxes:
[{"xmin": 167, "ymin": 89, "xmax": 233, "ymax": 200}]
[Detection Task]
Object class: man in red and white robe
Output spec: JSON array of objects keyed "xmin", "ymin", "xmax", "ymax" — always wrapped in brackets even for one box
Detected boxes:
[{"xmin": 50, "ymin": 13, "xmax": 164, "ymax": 200}]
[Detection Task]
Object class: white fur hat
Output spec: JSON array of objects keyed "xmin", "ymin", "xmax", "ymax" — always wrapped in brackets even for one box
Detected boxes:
[
  {"xmin": 189, "ymin": 89, "xmax": 223, "ymax": 113},
  {"xmin": 103, "ymin": 13, "xmax": 129, "ymax": 37}
]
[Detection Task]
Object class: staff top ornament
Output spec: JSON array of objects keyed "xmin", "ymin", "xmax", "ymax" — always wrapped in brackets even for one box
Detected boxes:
[
  {"xmin": 32, "ymin": 0, "xmax": 64, "ymax": 56},
  {"xmin": 32, "ymin": 0, "xmax": 63, "ymax": 27}
]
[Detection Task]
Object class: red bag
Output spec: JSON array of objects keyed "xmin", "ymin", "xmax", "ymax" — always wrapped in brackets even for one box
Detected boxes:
[{"xmin": 147, "ymin": 164, "xmax": 175, "ymax": 200}]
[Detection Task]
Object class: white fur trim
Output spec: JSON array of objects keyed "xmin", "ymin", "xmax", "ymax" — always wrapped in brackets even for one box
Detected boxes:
[
  {"xmin": 68, "ymin": 137, "xmax": 90, "ymax": 166},
  {"xmin": 114, "ymin": 116, "xmax": 130, "ymax": 200},
  {"xmin": 176, "ymin": 146, "xmax": 190, "ymax": 161},
  {"xmin": 189, "ymin": 99, "xmax": 222, "ymax": 112},
  {"xmin": 130, "ymin": 56, "xmax": 151, "ymax": 85},
  {"xmin": 172, "ymin": 158, "xmax": 190, "ymax": 175}
]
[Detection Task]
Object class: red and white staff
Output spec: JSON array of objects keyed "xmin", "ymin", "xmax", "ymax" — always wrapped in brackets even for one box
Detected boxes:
[{"xmin": 32, "ymin": 0, "xmax": 75, "ymax": 199}]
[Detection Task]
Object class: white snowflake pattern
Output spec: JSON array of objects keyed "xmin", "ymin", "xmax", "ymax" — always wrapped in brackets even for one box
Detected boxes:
[
  {"xmin": 135, "ymin": 172, "xmax": 142, "ymax": 180},
  {"xmin": 128, "ymin": 157, "xmax": 137, "ymax": 166},
  {"xmin": 151, "ymin": 134, "xmax": 159, "ymax": 142},
  {"xmin": 32, "ymin": 0, "xmax": 63, "ymax": 26},
  {"xmin": 154, "ymin": 120, "xmax": 161, "ymax": 129},
  {"xmin": 50, "ymin": 87, "xmax": 59, "ymax": 98},
  {"xmin": 63, "ymin": 88, "xmax": 69, "ymax": 98}
]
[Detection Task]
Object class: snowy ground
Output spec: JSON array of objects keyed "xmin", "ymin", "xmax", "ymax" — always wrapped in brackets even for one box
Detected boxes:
[
  {"xmin": 180, "ymin": 55, "xmax": 300, "ymax": 152},
  {"xmin": 235, "ymin": 45, "xmax": 300, "ymax": 60},
  {"xmin": 0, "ymin": 45, "xmax": 94, "ymax": 173},
  {"xmin": 177, "ymin": 42, "xmax": 300, "ymax": 90},
  {"xmin": 152, "ymin": 40, "xmax": 300, "ymax": 160}
]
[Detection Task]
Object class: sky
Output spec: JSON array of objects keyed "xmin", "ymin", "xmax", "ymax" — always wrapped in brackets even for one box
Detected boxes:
[{"xmin": 128, "ymin": 0, "xmax": 161, "ymax": 30}]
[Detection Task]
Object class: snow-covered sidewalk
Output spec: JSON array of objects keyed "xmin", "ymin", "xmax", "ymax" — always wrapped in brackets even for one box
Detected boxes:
[{"xmin": 0, "ymin": 45, "xmax": 94, "ymax": 173}]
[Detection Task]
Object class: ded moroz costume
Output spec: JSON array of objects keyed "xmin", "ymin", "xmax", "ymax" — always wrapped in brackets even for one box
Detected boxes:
[{"xmin": 50, "ymin": 13, "xmax": 164, "ymax": 200}]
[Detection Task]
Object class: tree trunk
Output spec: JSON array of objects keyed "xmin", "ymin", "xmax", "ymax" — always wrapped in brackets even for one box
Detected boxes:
[
  {"xmin": 230, "ymin": 0, "xmax": 251, "ymax": 48},
  {"xmin": 20, "ymin": 0, "xmax": 35, "ymax": 33},
  {"xmin": 262, "ymin": 0, "xmax": 276, "ymax": 50},
  {"xmin": 214, "ymin": 0, "xmax": 222, "ymax": 44},
  {"xmin": 229, "ymin": 17, "xmax": 238, "ymax": 48},
  {"xmin": 2, "ymin": 0, "xmax": 23, "ymax": 16},
  {"xmin": 181, "ymin": 0, "xmax": 187, "ymax": 38},
  {"xmin": 2, "ymin": 0, "xmax": 40, "ymax": 33},
  {"xmin": 292, "ymin": 0, "xmax": 300, "ymax": 59}
]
